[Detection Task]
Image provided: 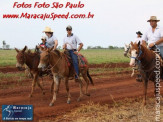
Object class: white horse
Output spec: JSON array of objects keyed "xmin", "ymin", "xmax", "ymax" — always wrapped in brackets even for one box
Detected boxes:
[{"xmin": 124, "ymin": 43, "xmax": 137, "ymax": 77}]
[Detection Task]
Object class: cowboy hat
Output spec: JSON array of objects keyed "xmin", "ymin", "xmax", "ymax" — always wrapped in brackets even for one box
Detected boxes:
[
  {"xmin": 136, "ymin": 31, "xmax": 143, "ymax": 35},
  {"xmin": 43, "ymin": 27, "xmax": 53, "ymax": 33},
  {"xmin": 147, "ymin": 16, "xmax": 160, "ymax": 22}
]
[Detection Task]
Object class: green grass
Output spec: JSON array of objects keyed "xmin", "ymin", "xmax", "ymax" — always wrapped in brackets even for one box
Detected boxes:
[
  {"xmin": 0, "ymin": 50, "xmax": 17, "ymax": 66},
  {"xmin": 80, "ymin": 49, "xmax": 129, "ymax": 64},
  {"xmin": 0, "ymin": 72, "xmax": 25, "ymax": 81},
  {"xmin": 0, "ymin": 49, "xmax": 129, "ymax": 67}
]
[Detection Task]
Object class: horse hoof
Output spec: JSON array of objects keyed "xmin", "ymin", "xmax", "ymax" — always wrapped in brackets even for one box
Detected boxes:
[
  {"xmin": 67, "ymin": 100, "xmax": 71, "ymax": 104},
  {"xmin": 49, "ymin": 103, "xmax": 54, "ymax": 107},
  {"xmin": 85, "ymin": 93, "xmax": 90, "ymax": 96}
]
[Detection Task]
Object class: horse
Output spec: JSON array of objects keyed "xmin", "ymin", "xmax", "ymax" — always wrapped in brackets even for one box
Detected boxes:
[
  {"xmin": 124, "ymin": 43, "xmax": 138, "ymax": 77},
  {"xmin": 15, "ymin": 46, "xmax": 51, "ymax": 97},
  {"xmin": 38, "ymin": 47, "xmax": 94, "ymax": 106},
  {"xmin": 129, "ymin": 41, "xmax": 163, "ymax": 105},
  {"xmin": 124, "ymin": 43, "xmax": 131, "ymax": 57}
]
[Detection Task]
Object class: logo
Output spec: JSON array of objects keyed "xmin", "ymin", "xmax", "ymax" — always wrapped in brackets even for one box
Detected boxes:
[{"xmin": 2, "ymin": 105, "xmax": 33, "ymax": 121}]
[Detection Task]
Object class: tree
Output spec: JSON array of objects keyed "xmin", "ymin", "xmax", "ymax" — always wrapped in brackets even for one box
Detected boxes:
[
  {"xmin": 108, "ymin": 46, "xmax": 114, "ymax": 49},
  {"xmin": 2, "ymin": 40, "xmax": 6, "ymax": 49}
]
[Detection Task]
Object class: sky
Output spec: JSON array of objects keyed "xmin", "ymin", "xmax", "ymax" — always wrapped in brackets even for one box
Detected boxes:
[{"xmin": 0, "ymin": 0, "xmax": 163, "ymax": 49}]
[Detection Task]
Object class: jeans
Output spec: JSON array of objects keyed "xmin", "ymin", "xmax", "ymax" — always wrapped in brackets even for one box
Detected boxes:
[
  {"xmin": 157, "ymin": 46, "xmax": 163, "ymax": 59},
  {"xmin": 68, "ymin": 50, "xmax": 79, "ymax": 78}
]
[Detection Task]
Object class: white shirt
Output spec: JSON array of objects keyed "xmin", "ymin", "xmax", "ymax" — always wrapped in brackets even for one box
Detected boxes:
[
  {"xmin": 46, "ymin": 35, "xmax": 57, "ymax": 48},
  {"xmin": 142, "ymin": 25, "xmax": 163, "ymax": 46},
  {"xmin": 63, "ymin": 33, "xmax": 82, "ymax": 50},
  {"xmin": 135, "ymin": 37, "xmax": 143, "ymax": 44}
]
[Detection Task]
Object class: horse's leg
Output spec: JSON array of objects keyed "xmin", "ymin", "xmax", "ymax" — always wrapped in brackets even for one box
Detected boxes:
[
  {"xmin": 36, "ymin": 76, "xmax": 45, "ymax": 95},
  {"xmin": 142, "ymin": 75, "xmax": 148, "ymax": 106},
  {"xmin": 81, "ymin": 71, "xmax": 90, "ymax": 96},
  {"xmin": 77, "ymin": 78, "xmax": 84, "ymax": 102},
  {"xmin": 51, "ymin": 79, "xmax": 54, "ymax": 94},
  {"xmin": 40, "ymin": 77, "xmax": 44, "ymax": 86},
  {"xmin": 29, "ymin": 73, "xmax": 37, "ymax": 97},
  {"xmin": 65, "ymin": 77, "xmax": 71, "ymax": 104},
  {"xmin": 131, "ymin": 67, "xmax": 135, "ymax": 77},
  {"xmin": 49, "ymin": 75, "xmax": 60, "ymax": 106}
]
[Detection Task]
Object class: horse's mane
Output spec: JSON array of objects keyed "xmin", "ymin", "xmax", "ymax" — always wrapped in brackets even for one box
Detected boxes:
[
  {"xmin": 25, "ymin": 50, "xmax": 39, "ymax": 57},
  {"xmin": 53, "ymin": 50, "xmax": 61, "ymax": 57}
]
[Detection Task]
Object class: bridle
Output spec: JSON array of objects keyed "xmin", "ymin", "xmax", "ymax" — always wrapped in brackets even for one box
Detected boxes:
[
  {"xmin": 43, "ymin": 51, "xmax": 62, "ymax": 71},
  {"xmin": 130, "ymin": 44, "xmax": 142, "ymax": 64}
]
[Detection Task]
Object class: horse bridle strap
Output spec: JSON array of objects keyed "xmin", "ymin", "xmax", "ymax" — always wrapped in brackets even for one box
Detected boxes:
[
  {"xmin": 49, "ymin": 52, "xmax": 62, "ymax": 70},
  {"xmin": 130, "ymin": 45, "xmax": 142, "ymax": 63}
]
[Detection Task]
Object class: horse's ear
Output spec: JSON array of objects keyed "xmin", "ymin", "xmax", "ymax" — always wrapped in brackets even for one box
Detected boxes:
[
  {"xmin": 138, "ymin": 41, "xmax": 140, "ymax": 46},
  {"xmin": 22, "ymin": 46, "xmax": 27, "ymax": 52},
  {"xmin": 15, "ymin": 48, "xmax": 19, "ymax": 53},
  {"xmin": 40, "ymin": 46, "xmax": 44, "ymax": 51},
  {"xmin": 131, "ymin": 41, "xmax": 134, "ymax": 46},
  {"xmin": 49, "ymin": 46, "xmax": 54, "ymax": 52}
]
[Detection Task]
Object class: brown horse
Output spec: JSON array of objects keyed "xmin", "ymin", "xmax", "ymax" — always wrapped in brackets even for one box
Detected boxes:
[
  {"xmin": 15, "ymin": 46, "xmax": 49, "ymax": 97},
  {"xmin": 38, "ymin": 47, "xmax": 94, "ymax": 106},
  {"xmin": 130, "ymin": 41, "xmax": 163, "ymax": 105}
]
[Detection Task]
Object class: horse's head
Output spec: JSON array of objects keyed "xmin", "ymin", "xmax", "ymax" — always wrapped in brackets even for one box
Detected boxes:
[
  {"xmin": 38, "ymin": 46, "xmax": 53, "ymax": 71},
  {"xmin": 15, "ymin": 46, "xmax": 27, "ymax": 70},
  {"xmin": 124, "ymin": 43, "xmax": 131, "ymax": 57},
  {"xmin": 129, "ymin": 41, "xmax": 142, "ymax": 66}
]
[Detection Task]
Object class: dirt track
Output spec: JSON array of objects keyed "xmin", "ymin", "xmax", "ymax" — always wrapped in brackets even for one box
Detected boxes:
[{"xmin": 0, "ymin": 65, "xmax": 163, "ymax": 122}]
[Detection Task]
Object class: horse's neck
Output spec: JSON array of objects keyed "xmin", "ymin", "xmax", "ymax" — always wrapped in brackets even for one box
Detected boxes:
[
  {"xmin": 49, "ymin": 52, "xmax": 61, "ymax": 67},
  {"xmin": 24, "ymin": 53, "xmax": 38, "ymax": 69},
  {"xmin": 140, "ymin": 46, "xmax": 155, "ymax": 67}
]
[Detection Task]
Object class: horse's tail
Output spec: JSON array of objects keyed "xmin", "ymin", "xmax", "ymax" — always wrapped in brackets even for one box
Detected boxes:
[{"xmin": 87, "ymin": 70, "xmax": 94, "ymax": 86}]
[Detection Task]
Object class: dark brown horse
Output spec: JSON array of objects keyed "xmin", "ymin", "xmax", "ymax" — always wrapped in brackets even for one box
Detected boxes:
[
  {"xmin": 130, "ymin": 41, "xmax": 163, "ymax": 105},
  {"xmin": 15, "ymin": 46, "xmax": 49, "ymax": 97},
  {"xmin": 38, "ymin": 47, "xmax": 94, "ymax": 106}
]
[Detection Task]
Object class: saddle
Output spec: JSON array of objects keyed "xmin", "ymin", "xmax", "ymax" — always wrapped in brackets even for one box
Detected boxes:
[{"xmin": 63, "ymin": 50, "xmax": 88, "ymax": 68}]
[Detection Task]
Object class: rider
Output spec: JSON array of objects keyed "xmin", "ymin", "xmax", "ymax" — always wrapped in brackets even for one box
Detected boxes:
[
  {"xmin": 142, "ymin": 16, "xmax": 163, "ymax": 58},
  {"xmin": 63, "ymin": 25, "xmax": 83, "ymax": 81},
  {"xmin": 39, "ymin": 36, "xmax": 47, "ymax": 48},
  {"xmin": 135, "ymin": 31, "xmax": 143, "ymax": 44},
  {"xmin": 43, "ymin": 27, "xmax": 58, "ymax": 50}
]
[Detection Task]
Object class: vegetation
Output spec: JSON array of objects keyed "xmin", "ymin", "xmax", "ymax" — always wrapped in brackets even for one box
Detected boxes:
[
  {"xmin": 0, "ymin": 49, "xmax": 129, "ymax": 66},
  {"xmin": 53, "ymin": 97, "xmax": 162, "ymax": 122}
]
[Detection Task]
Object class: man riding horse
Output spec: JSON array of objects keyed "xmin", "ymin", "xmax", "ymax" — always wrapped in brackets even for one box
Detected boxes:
[
  {"xmin": 63, "ymin": 25, "xmax": 84, "ymax": 82},
  {"xmin": 142, "ymin": 16, "xmax": 163, "ymax": 58},
  {"xmin": 131, "ymin": 16, "xmax": 163, "ymax": 82}
]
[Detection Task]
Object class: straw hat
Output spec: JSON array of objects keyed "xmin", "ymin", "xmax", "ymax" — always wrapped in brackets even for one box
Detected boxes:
[
  {"xmin": 43, "ymin": 27, "xmax": 53, "ymax": 33},
  {"xmin": 147, "ymin": 16, "xmax": 160, "ymax": 22}
]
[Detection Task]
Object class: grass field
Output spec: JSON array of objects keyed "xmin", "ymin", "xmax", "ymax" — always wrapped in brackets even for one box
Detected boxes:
[{"xmin": 0, "ymin": 49, "xmax": 129, "ymax": 67}]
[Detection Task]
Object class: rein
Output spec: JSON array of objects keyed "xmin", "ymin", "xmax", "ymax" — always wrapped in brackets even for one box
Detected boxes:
[{"xmin": 44, "ymin": 51, "xmax": 62, "ymax": 71}]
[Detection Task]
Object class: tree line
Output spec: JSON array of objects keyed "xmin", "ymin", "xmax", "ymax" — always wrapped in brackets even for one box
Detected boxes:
[{"xmin": 87, "ymin": 46, "xmax": 124, "ymax": 49}]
